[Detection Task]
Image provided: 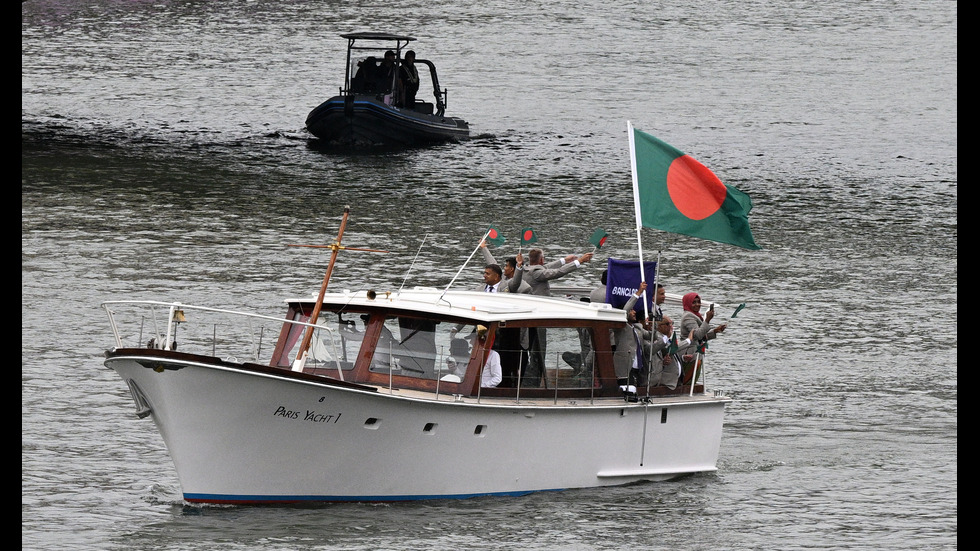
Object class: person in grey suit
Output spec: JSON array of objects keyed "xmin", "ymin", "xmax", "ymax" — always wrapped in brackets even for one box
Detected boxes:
[
  {"xmin": 475, "ymin": 241, "xmax": 530, "ymax": 386},
  {"xmin": 521, "ymin": 247, "xmax": 594, "ymax": 387},
  {"xmin": 646, "ymin": 316, "xmax": 695, "ymax": 389},
  {"xmin": 652, "ymin": 282, "xmax": 666, "ymax": 321},
  {"xmin": 479, "ymin": 240, "xmax": 528, "ymax": 293},
  {"xmin": 500, "ymin": 256, "xmax": 530, "ymax": 294},
  {"xmin": 589, "ymin": 269, "xmax": 608, "ymax": 303},
  {"xmin": 523, "ymin": 247, "xmax": 593, "ymax": 296},
  {"xmin": 675, "ymin": 292, "xmax": 726, "ymax": 385},
  {"xmin": 449, "ymin": 263, "xmax": 506, "ymax": 334},
  {"xmin": 612, "ymin": 282, "xmax": 651, "ymax": 386},
  {"xmin": 477, "ymin": 263, "xmax": 506, "ymax": 293}
]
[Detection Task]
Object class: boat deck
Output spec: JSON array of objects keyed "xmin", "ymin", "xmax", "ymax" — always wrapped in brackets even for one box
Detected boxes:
[{"xmin": 375, "ymin": 385, "xmax": 729, "ymax": 407}]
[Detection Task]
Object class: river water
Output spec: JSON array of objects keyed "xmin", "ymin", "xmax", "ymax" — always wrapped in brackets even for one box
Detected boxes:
[{"xmin": 22, "ymin": 1, "xmax": 956, "ymax": 550}]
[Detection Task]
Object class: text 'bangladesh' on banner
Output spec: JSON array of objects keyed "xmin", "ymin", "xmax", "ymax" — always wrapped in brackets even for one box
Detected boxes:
[
  {"xmin": 630, "ymin": 124, "xmax": 761, "ymax": 250},
  {"xmin": 604, "ymin": 257, "xmax": 657, "ymax": 314}
]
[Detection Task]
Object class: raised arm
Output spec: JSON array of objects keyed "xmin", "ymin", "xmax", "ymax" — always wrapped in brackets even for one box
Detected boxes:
[
  {"xmin": 621, "ymin": 282, "xmax": 647, "ymax": 313},
  {"xmin": 506, "ymin": 257, "xmax": 525, "ymax": 292},
  {"xmin": 479, "ymin": 240, "xmax": 496, "ymax": 265}
]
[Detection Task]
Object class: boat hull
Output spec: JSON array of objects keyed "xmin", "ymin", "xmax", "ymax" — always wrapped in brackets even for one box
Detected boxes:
[
  {"xmin": 106, "ymin": 351, "xmax": 729, "ymax": 503},
  {"xmin": 305, "ymin": 94, "xmax": 469, "ymax": 146}
]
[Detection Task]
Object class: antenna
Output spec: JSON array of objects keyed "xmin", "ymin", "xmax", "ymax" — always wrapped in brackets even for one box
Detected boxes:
[{"xmin": 399, "ymin": 232, "xmax": 429, "ymax": 293}]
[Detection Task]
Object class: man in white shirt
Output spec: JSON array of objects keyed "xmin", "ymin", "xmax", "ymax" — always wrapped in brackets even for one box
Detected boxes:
[{"xmin": 480, "ymin": 349, "xmax": 502, "ymax": 388}]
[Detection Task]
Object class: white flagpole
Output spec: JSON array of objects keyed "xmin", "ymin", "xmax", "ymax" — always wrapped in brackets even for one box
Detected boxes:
[
  {"xmin": 629, "ymin": 120, "xmax": 654, "ymax": 394},
  {"xmin": 631, "ymin": 121, "xmax": 671, "ymax": 396},
  {"xmin": 627, "ymin": 121, "xmax": 649, "ymax": 320}
]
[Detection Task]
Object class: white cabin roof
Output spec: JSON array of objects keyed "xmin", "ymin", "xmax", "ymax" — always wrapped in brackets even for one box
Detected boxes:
[{"xmin": 287, "ymin": 287, "xmax": 630, "ymax": 324}]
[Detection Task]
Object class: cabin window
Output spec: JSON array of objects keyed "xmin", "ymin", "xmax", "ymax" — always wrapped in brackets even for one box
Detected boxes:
[
  {"xmin": 369, "ymin": 316, "xmax": 481, "ymax": 382},
  {"xmin": 521, "ymin": 326, "xmax": 596, "ymax": 390},
  {"xmin": 313, "ymin": 315, "xmax": 366, "ymax": 370},
  {"xmin": 305, "ymin": 319, "xmax": 355, "ymax": 370},
  {"xmin": 277, "ymin": 310, "xmax": 366, "ymax": 370}
]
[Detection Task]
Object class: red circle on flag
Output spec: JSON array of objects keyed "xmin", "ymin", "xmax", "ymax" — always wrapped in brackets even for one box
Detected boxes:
[
  {"xmin": 488, "ymin": 229, "xmax": 498, "ymax": 239},
  {"xmin": 523, "ymin": 230, "xmax": 534, "ymax": 241},
  {"xmin": 599, "ymin": 236, "xmax": 607, "ymax": 246},
  {"xmin": 667, "ymin": 155, "xmax": 726, "ymax": 220}
]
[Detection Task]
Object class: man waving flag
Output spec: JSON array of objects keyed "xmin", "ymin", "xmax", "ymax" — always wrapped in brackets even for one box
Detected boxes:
[{"xmin": 628, "ymin": 122, "xmax": 761, "ymax": 250}]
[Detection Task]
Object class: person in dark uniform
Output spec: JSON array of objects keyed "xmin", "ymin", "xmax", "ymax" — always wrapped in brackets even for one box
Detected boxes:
[
  {"xmin": 351, "ymin": 56, "xmax": 378, "ymax": 93},
  {"xmin": 397, "ymin": 50, "xmax": 420, "ymax": 108},
  {"xmin": 376, "ymin": 50, "xmax": 397, "ymax": 95}
]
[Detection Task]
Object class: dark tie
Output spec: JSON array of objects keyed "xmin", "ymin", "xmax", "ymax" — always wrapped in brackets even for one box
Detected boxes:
[
  {"xmin": 634, "ymin": 329, "xmax": 643, "ymax": 367},
  {"xmin": 487, "ymin": 285, "xmax": 494, "ymax": 292}
]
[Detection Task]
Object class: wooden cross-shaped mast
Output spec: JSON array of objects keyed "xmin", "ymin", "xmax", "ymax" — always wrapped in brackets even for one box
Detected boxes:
[{"xmin": 289, "ymin": 206, "xmax": 388, "ymax": 371}]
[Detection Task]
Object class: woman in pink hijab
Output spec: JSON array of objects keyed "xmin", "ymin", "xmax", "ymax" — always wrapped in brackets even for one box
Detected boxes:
[{"xmin": 676, "ymin": 292, "xmax": 727, "ymax": 383}]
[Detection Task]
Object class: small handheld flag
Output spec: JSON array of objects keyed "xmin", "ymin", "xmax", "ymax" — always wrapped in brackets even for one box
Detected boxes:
[
  {"xmin": 731, "ymin": 303, "xmax": 746, "ymax": 318},
  {"xmin": 589, "ymin": 228, "xmax": 609, "ymax": 250},
  {"xmin": 485, "ymin": 225, "xmax": 506, "ymax": 247},
  {"xmin": 520, "ymin": 227, "xmax": 538, "ymax": 246}
]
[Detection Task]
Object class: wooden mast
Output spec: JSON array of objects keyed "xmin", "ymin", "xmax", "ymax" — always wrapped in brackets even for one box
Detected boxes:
[{"xmin": 290, "ymin": 206, "xmax": 388, "ymax": 371}]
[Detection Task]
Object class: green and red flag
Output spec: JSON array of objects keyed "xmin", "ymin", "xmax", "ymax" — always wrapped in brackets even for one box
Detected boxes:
[
  {"xmin": 731, "ymin": 303, "xmax": 746, "ymax": 318},
  {"xmin": 485, "ymin": 225, "xmax": 506, "ymax": 247},
  {"xmin": 588, "ymin": 228, "xmax": 609, "ymax": 249},
  {"xmin": 628, "ymin": 123, "xmax": 761, "ymax": 250},
  {"xmin": 520, "ymin": 227, "xmax": 538, "ymax": 246}
]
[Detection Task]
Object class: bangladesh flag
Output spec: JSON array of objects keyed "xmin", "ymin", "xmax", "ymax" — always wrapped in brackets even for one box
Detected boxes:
[
  {"xmin": 485, "ymin": 225, "xmax": 506, "ymax": 246},
  {"xmin": 629, "ymin": 123, "xmax": 761, "ymax": 250},
  {"xmin": 520, "ymin": 227, "xmax": 538, "ymax": 246},
  {"xmin": 589, "ymin": 228, "xmax": 609, "ymax": 248}
]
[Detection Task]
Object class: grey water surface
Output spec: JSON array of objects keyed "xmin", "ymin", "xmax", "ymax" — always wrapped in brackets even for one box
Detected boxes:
[{"xmin": 22, "ymin": 1, "xmax": 956, "ymax": 550}]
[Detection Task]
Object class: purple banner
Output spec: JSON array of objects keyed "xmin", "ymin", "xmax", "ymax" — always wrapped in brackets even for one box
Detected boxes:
[{"xmin": 605, "ymin": 258, "xmax": 658, "ymax": 315}]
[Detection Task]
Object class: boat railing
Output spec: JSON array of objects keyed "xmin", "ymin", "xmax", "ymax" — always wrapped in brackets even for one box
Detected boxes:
[
  {"xmin": 415, "ymin": 58, "xmax": 447, "ymax": 116},
  {"xmin": 101, "ymin": 300, "xmax": 712, "ymax": 398},
  {"xmin": 100, "ymin": 300, "xmax": 345, "ymax": 375}
]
